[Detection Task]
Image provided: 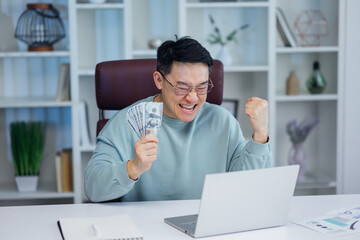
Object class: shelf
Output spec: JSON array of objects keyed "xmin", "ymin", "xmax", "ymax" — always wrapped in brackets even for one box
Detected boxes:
[
  {"xmin": 186, "ymin": 1, "xmax": 269, "ymax": 9},
  {"xmin": 224, "ymin": 65, "xmax": 269, "ymax": 73},
  {"xmin": 76, "ymin": 3, "xmax": 124, "ymax": 9},
  {"xmin": 80, "ymin": 144, "xmax": 96, "ymax": 152},
  {"xmin": 296, "ymin": 181, "xmax": 337, "ymax": 190},
  {"xmin": 0, "ymin": 183, "xmax": 74, "ymax": 200},
  {"xmin": 0, "ymin": 51, "xmax": 70, "ymax": 58},
  {"xmin": 296, "ymin": 176, "xmax": 337, "ymax": 190},
  {"xmin": 276, "ymin": 46, "xmax": 339, "ymax": 54},
  {"xmin": 78, "ymin": 69, "xmax": 95, "ymax": 76},
  {"xmin": 132, "ymin": 49, "xmax": 157, "ymax": 57},
  {"xmin": 0, "ymin": 97, "xmax": 72, "ymax": 108},
  {"xmin": 275, "ymin": 94, "xmax": 338, "ymax": 102}
]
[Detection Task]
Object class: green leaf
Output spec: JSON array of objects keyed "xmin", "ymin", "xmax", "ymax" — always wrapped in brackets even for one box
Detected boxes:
[
  {"xmin": 207, "ymin": 33, "xmax": 225, "ymax": 45},
  {"xmin": 226, "ymin": 30, "xmax": 238, "ymax": 42},
  {"xmin": 10, "ymin": 121, "xmax": 46, "ymax": 176}
]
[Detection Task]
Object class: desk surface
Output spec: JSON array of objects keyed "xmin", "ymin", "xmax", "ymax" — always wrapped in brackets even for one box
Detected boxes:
[{"xmin": 0, "ymin": 194, "xmax": 359, "ymax": 240}]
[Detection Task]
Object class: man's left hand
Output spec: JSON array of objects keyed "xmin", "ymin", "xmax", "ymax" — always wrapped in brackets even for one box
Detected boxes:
[{"xmin": 245, "ymin": 97, "xmax": 269, "ymax": 144}]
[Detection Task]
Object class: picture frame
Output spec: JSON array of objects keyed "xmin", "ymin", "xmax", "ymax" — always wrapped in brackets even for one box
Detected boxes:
[
  {"xmin": 276, "ymin": 7, "xmax": 297, "ymax": 47},
  {"xmin": 221, "ymin": 99, "xmax": 239, "ymax": 118}
]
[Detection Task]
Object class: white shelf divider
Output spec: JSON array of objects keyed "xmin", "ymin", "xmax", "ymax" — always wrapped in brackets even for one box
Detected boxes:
[
  {"xmin": 296, "ymin": 181, "xmax": 337, "ymax": 190},
  {"xmin": 80, "ymin": 144, "xmax": 96, "ymax": 153},
  {"xmin": 276, "ymin": 46, "xmax": 339, "ymax": 54},
  {"xmin": 224, "ymin": 65, "xmax": 269, "ymax": 73},
  {"xmin": 186, "ymin": 1, "xmax": 269, "ymax": 9},
  {"xmin": 0, "ymin": 97, "xmax": 72, "ymax": 108},
  {"xmin": 78, "ymin": 69, "xmax": 96, "ymax": 77},
  {"xmin": 0, "ymin": 183, "xmax": 74, "ymax": 200},
  {"xmin": 132, "ymin": 49, "xmax": 157, "ymax": 57},
  {"xmin": 76, "ymin": 3, "xmax": 125, "ymax": 9},
  {"xmin": 275, "ymin": 94, "xmax": 338, "ymax": 102},
  {"xmin": 0, "ymin": 51, "xmax": 70, "ymax": 58}
]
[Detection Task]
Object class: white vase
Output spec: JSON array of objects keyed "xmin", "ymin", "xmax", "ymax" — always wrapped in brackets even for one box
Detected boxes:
[
  {"xmin": 15, "ymin": 176, "xmax": 39, "ymax": 192},
  {"xmin": 288, "ymin": 143, "xmax": 307, "ymax": 182},
  {"xmin": 216, "ymin": 45, "xmax": 233, "ymax": 66}
]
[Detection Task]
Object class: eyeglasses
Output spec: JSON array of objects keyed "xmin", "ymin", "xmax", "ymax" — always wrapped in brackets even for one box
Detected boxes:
[{"xmin": 159, "ymin": 71, "xmax": 214, "ymax": 96}]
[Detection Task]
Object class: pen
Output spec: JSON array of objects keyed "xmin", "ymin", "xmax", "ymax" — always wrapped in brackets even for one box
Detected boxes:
[{"xmin": 92, "ymin": 223, "xmax": 100, "ymax": 237}]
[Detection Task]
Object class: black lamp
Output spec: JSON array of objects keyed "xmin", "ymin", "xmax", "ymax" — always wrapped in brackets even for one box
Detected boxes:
[{"xmin": 15, "ymin": 3, "xmax": 66, "ymax": 51}]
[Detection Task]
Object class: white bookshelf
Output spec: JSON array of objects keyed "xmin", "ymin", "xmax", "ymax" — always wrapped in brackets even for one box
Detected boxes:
[
  {"xmin": 179, "ymin": 0, "xmax": 270, "ymax": 139},
  {"xmin": 270, "ymin": 0, "xmax": 343, "ymax": 195},
  {"xmin": 69, "ymin": 0, "xmax": 133, "ymax": 203},
  {"xmin": 0, "ymin": 0, "xmax": 73, "ymax": 205},
  {"xmin": 0, "ymin": 0, "xmax": 355, "ymax": 205},
  {"xmin": 72, "ymin": 0, "xmax": 346, "ymax": 199}
]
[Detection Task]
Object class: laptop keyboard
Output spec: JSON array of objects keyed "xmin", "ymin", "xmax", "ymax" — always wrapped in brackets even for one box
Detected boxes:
[{"xmin": 180, "ymin": 221, "xmax": 196, "ymax": 234}]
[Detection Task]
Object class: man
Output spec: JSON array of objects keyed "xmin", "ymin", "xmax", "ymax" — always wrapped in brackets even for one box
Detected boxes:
[{"xmin": 85, "ymin": 36, "xmax": 272, "ymax": 202}]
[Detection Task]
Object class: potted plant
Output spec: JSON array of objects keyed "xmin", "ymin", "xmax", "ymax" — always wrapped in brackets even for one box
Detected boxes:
[
  {"xmin": 10, "ymin": 121, "xmax": 46, "ymax": 192},
  {"xmin": 207, "ymin": 14, "xmax": 249, "ymax": 65}
]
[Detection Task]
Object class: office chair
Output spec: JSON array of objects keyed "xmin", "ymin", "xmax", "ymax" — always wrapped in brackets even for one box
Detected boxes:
[{"xmin": 95, "ymin": 59, "xmax": 224, "ymax": 136}]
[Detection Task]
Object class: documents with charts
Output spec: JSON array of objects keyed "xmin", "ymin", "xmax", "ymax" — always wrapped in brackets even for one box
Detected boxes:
[{"xmin": 164, "ymin": 165, "xmax": 299, "ymax": 238}]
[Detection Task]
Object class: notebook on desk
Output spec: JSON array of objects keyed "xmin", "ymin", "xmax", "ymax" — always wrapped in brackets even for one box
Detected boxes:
[
  {"xmin": 57, "ymin": 214, "xmax": 143, "ymax": 240},
  {"xmin": 164, "ymin": 165, "xmax": 299, "ymax": 238}
]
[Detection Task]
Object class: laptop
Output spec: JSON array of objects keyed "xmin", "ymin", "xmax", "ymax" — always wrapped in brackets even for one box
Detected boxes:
[{"xmin": 164, "ymin": 165, "xmax": 299, "ymax": 238}]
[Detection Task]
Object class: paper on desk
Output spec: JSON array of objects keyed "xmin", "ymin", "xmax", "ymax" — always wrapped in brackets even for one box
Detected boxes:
[{"xmin": 292, "ymin": 206, "xmax": 360, "ymax": 236}]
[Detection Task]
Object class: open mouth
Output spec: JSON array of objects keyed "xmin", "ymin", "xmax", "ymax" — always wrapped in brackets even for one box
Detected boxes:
[{"xmin": 179, "ymin": 104, "xmax": 197, "ymax": 113}]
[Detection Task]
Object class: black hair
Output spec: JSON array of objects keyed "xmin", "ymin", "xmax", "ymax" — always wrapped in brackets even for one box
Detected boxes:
[{"xmin": 156, "ymin": 36, "xmax": 213, "ymax": 75}]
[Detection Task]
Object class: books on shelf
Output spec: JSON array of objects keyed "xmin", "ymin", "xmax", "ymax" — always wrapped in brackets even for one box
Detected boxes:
[
  {"xmin": 55, "ymin": 63, "xmax": 71, "ymax": 101},
  {"xmin": 276, "ymin": 8, "xmax": 297, "ymax": 47},
  {"xmin": 55, "ymin": 149, "xmax": 73, "ymax": 193},
  {"xmin": 55, "ymin": 154, "xmax": 62, "ymax": 193},
  {"xmin": 79, "ymin": 101, "xmax": 92, "ymax": 148},
  {"xmin": 57, "ymin": 214, "xmax": 143, "ymax": 240}
]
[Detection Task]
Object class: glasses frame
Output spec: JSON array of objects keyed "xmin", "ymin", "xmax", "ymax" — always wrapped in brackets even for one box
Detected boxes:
[{"xmin": 159, "ymin": 71, "xmax": 214, "ymax": 96}]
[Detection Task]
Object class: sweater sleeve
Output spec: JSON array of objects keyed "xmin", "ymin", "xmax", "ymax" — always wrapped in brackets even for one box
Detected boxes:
[
  {"xmin": 84, "ymin": 113, "xmax": 138, "ymax": 202},
  {"xmin": 227, "ymin": 117, "xmax": 272, "ymax": 172}
]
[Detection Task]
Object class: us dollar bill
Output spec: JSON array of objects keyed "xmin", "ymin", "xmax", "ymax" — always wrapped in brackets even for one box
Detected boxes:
[
  {"xmin": 144, "ymin": 102, "xmax": 163, "ymax": 137},
  {"xmin": 126, "ymin": 101, "xmax": 163, "ymax": 138}
]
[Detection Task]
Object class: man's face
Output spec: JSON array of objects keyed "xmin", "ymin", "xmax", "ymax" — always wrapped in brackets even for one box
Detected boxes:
[{"xmin": 154, "ymin": 61, "xmax": 209, "ymax": 122}]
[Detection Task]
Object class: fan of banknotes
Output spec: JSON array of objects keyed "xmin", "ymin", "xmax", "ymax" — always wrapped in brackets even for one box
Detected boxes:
[{"xmin": 126, "ymin": 102, "xmax": 163, "ymax": 138}]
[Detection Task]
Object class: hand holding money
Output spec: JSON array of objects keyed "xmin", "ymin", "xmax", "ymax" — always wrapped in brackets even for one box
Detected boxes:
[
  {"xmin": 127, "ymin": 135, "xmax": 159, "ymax": 180},
  {"xmin": 126, "ymin": 102, "xmax": 163, "ymax": 179}
]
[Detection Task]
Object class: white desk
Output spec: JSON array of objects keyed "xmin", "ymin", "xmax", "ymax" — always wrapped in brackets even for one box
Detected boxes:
[{"xmin": 0, "ymin": 194, "xmax": 359, "ymax": 240}]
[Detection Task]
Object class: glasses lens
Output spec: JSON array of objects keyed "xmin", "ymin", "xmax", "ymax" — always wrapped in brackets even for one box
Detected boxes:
[
  {"xmin": 174, "ymin": 86, "xmax": 190, "ymax": 95},
  {"xmin": 173, "ymin": 80, "xmax": 213, "ymax": 95},
  {"xmin": 168, "ymin": 77, "xmax": 214, "ymax": 96},
  {"xmin": 195, "ymin": 84, "xmax": 209, "ymax": 95}
]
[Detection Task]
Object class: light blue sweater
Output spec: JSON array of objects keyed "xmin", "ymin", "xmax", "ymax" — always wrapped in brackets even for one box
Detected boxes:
[{"xmin": 85, "ymin": 96, "xmax": 272, "ymax": 202}]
